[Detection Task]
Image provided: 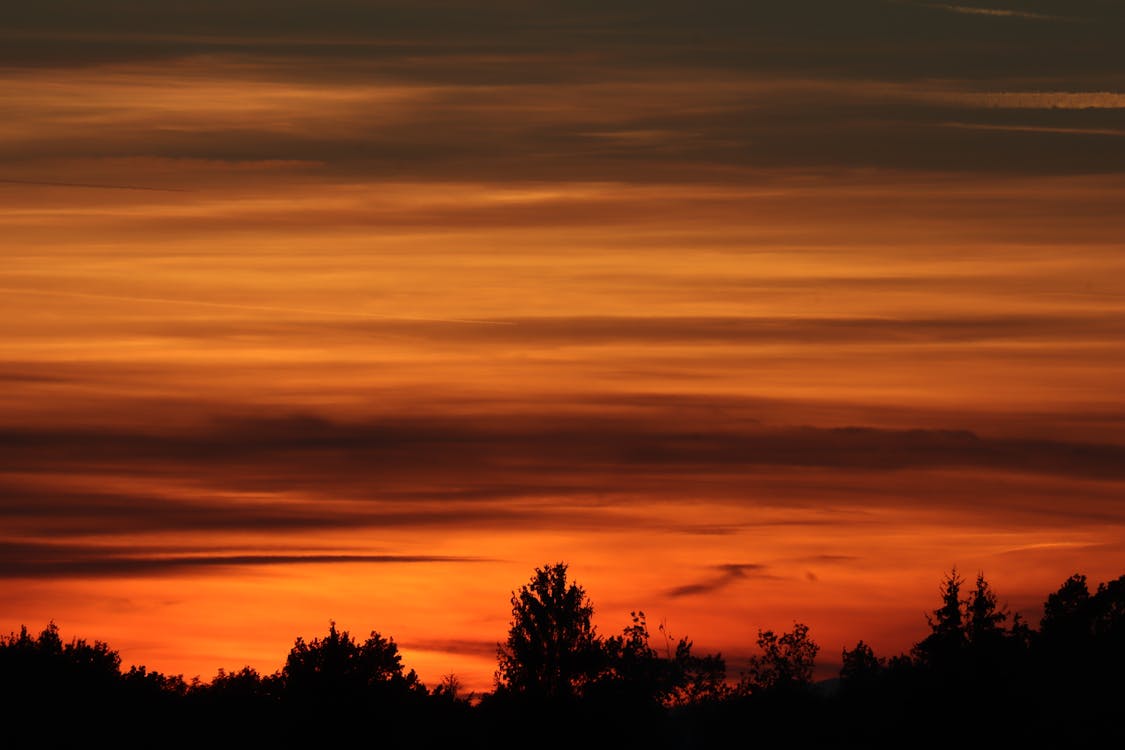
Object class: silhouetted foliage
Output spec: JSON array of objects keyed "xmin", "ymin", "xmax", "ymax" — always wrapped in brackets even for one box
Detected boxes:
[
  {"xmin": 913, "ymin": 567, "xmax": 966, "ymax": 668},
  {"xmin": 740, "ymin": 622, "xmax": 818, "ymax": 695},
  {"xmin": 593, "ymin": 611, "xmax": 726, "ymax": 707},
  {"xmin": 1038, "ymin": 572, "xmax": 1125, "ymax": 682},
  {"xmin": 1041, "ymin": 573, "xmax": 1091, "ymax": 643},
  {"xmin": 1095, "ymin": 575, "xmax": 1125, "ymax": 644},
  {"xmin": 206, "ymin": 665, "xmax": 272, "ymax": 700},
  {"xmin": 121, "ymin": 664, "xmax": 190, "ymax": 700},
  {"xmin": 0, "ymin": 621, "xmax": 121, "ymax": 704},
  {"xmin": 495, "ymin": 561, "xmax": 601, "ymax": 700},
  {"xmin": 840, "ymin": 640, "xmax": 883, "ymax": 691},
  {"xmin": 662, "ymin": 628, "xmax": 728, "ymax": 706},
  {"xmin": 4, "ymin": 565, "xmax": 1125, "ymax": 747},
  {"xmin": 966, "ymin": 572, "xmax": 1007, "ymax": 646},
  {"xmin": 282, "ymin": 620, "xmax": 423, "ymax": 706}
]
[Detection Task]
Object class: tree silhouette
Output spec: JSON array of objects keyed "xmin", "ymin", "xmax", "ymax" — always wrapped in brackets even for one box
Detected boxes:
[
  {"xmin": 661, "ymin": 626, "xmax": 727, "ymax": 706},
  {"xmin": 121, "ymin": 664, "xmax": 189, "ymax": 701},
  {"xmin": 595, "ymin": 610, "xmax": 663, "ymax": 704},
  {"xmin": 840, "ymin": 640, "xmax": 883, "ymax": 690},
  {"xmin": 1041, "ymin": 573, "xmax": 1091, "ymax": 644},
  {"xmin": 3, "ymin": 567, "xmax": 1125, "ymax": 745},
  {"xmin": 966, "ymin": 572, "xmax": 1007, "ymax": 646},
  {"xmin": 913, "ymin": 567, "xmax": 966, "ymax": 667},
  {"xmin": 0, "ymin": 622, "xmax": 122, "ymax": 702},
  {"xmin": 1040, "ymin": 573, "xmax": 1125, "ymax": 675},
  {"xmin": 495, "ymin": 562, "xmax": 601, "ymax": 700},
  {"xmin": 740, "ymin": 622, "xmax": 818, "ymax": 695},
  {"xmin": 1093, "ymin": 575, "xmax": 1125, "ymax": 642},
  {"xmin": 593, "ymin": 611, "xmax": 726, "ymax": 707},
  {"xmin": 201, "ymin": 665, "xmax": 279, "ymax": 706},
  {"xmin": 282, "ymin": 620, "xmax": 422, "ymax": 707}
]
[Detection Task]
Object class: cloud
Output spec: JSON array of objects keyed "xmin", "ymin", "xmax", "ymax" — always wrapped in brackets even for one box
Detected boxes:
[
  {"xmin": 0, "ymin": 287, "xmax": 508, "ymax": 326},
  {"xmin": 0, "ymin": 178, "xmax": 190, "ymax": 192},
  {"xmin": 9, "ymin": 410, "xmax": 1125, "ymax": 484},
  {"xmin": 666, "ymin": 563, "xmax": 773, "ymax": 598},
  {"xmin": 907, "ymin": 2, "xmax": 1072, "ymax": 22},
  {"xmin": 797, "ymin": 554, "xmax": 860, "ymax": 564},
  {"xmin": 940, "ymin": 122, "xmax": 1125, "ymax": 137},
  {"xmin": 931, "ymin": 91, "xmax": 1125, "ymax": 110},
  {"xmin": 2, "ymin": 2, "xmax": 1125, "ymax": 181},
  {"xmin": 400, "ymin": 638, "xmax": 501, "ymax": 658},
  {"xmin": 4, "ymin": 408, "xmax": 1125, "ymax": 532},
  {"xmin": 0, "ymin": 539, "xmax": 488, "ymax": 579},
  {"xmin": 332, "ymin": 313, "xmax": 1125, "ymax": 346},
  {"xmin": 3, "ymin": 399, "xmax": 1122, "ymax": 583}
]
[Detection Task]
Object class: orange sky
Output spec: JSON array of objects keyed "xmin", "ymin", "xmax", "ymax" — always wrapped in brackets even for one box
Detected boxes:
[{"xmin": 3, "ymin": 1, "xmax": 1125, "ymax": 692}]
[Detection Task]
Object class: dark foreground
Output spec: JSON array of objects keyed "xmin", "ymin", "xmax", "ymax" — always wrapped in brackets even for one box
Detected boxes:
[{"xmin": 2, "ymin": 565, "xmax": 1123, "ymax": 747}]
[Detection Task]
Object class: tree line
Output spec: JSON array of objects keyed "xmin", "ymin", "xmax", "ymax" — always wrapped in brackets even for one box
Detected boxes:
[{"xmin": 2, "ymin": 563, "xmax": 1123, "ymax": 747}]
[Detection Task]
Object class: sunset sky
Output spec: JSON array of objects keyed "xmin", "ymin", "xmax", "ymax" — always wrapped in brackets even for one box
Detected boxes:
[{"xmin": 3, "ymin": 0, "xmax": 1125, "ymax": 691}]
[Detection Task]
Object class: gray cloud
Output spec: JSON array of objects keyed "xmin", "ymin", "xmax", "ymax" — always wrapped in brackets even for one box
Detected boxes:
[
  {"xmin": 400, "ymin": 638, "xmax": 501, "ymax": 658},
  {"xmin": 666, "ymin": 563, "xmax": 774, "ymax": 598},
  {"xmin": 3, "ymin": 3, "xmax": 1124, "ymax": 180},
  {"xmin": 9, "ymin": 409, "xmax": 1125, "ymax": 478},
  {"xmin": 8, "ymin": 77, "xmax": 1125, "ymax": 179},
  {"xmin": 5, "ymin": 409, "xmax": 1125, "ymax": 512},
  {"xmin": 905, "ymin": 2, "xmax": 1072, "ymax": 22},
  {"xmin": 0, "ymin": 539, "xmax": 488, "ymax": 579},
  {"xmin": 0, "ymin": 178, "xmax": 190, "ymax": 192},
  {"xmin": 3, "ymin": 403, "xmax": 1124, "ymax": 579},
  {"xmin": 4, "ymin": 2, "xmax": 1121, "ymax": 78}
]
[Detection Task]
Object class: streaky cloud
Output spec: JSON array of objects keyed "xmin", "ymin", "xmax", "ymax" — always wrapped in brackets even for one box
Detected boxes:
[
  {"xmin": 665, "ymin": 563, "xmax": 774, "ymax": 598},
  {"xmin": 0, "ymin": 540, "xmax": 490, "ymax": 579},
  {"xmin": 0, "ymin": 287, "xmax": 510, "ymax": 326},
  {"xmin": 940, "ymin": 121, "xmax": 1125, "ymax": 137},
  {"xmin": 0, "ymin": 177, "xmax": 190, "ymax": 192},
  {"xmin": 909, "ymin": 2, "xmax": 1073, "ymax": 22}
]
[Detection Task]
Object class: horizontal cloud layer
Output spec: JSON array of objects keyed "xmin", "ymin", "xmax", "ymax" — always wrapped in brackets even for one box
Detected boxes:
[
  {"xmin": 3, "ymin": 0, "xmax": 1124, "ymax": 693},
  {"xmin": 0, "ymin": 540, "xmax": 487, "ymax": 579},
  {"xmin": 4, "ymin": 404, "xmax": 1124, "ymax": 579}
]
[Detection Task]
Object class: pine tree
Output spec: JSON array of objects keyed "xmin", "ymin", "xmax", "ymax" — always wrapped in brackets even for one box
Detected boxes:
[
  {"xmin": 966, "ymin": 572, "xmax": 1007, "ymax": 647},
  {"xmin": 912, "ymin": 568, "xmax": 966, "ymax": 667}
]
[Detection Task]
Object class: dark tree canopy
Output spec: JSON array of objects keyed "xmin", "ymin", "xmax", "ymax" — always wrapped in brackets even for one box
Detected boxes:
[
  {"xmin": 594, "ymin": 611, "xmax": 727, "ymax": 707},
  {"xmin": 283, "ymin": 620, "xmax": 422, "ymax": 706},
  {"xmin": 1039, "ymin": 573, "xmax": 1125, "ymax": 663},
  {"xmin": 4, "ymin": 565, "xmax": 1125, "ymax": 747},
  {"xmin": 1041, "ymin": 573, "xmax": 1091, "ymax": 643},
  {"xmin": 495, "ymin": 562, "xmax": 601, "ymax": 700},
  {"xmin": 740, "ymin": 622, "xmax": 818, "ymax": 695},
  {"xmin": 913, "ymin": 567, "xmax": 967, "ymax": 666},
  {"xmin": 0, "ymin": 622, "xmax": 122, "ymax": 701},
  {"xmin": 840, "ymin": 640, "xmax": 883, "ymax": 689},
  {"xmin": 966, "ymin": 573, "xmax": 1007, "ymax": 643}
]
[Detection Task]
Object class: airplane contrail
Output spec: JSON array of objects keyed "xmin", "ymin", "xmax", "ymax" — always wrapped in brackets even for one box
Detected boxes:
[
  {"xmin": 0, "ymin": 287, "xmax": 512, "ymax": 326},
  {"xmin": 0, "ymin": 178, "xmax": 191, "ymax": 193}
]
